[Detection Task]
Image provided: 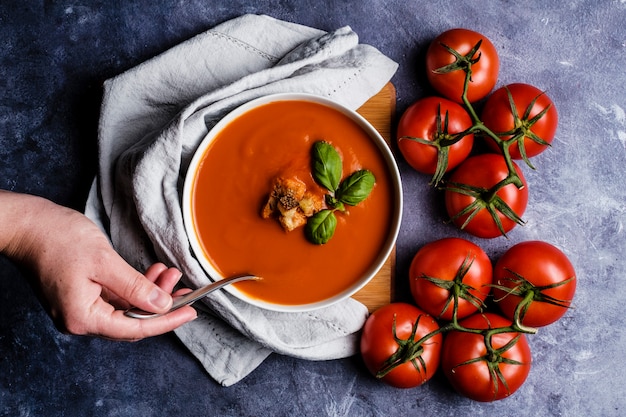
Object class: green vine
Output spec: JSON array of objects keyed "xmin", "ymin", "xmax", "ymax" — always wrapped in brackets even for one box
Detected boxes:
[
  {"xmin": 489, "ymin": 268, "xmax": 575, "ymax": 332},
  {"xmin": 402, "ymin": 39, "xmax": 554, "ymax": 234},
  {"xmin": 378, "ymin": 256, "xmax": 537, "ymax": 399},
  {"xmin": 418, "ymin": 254, "xmax": 487, "ymax": 321},
  {"xmin": 376, "ymin": 39, "xmax": 560, "ymax": 398}
]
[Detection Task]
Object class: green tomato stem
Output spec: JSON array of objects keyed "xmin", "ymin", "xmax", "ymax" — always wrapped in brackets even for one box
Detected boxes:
[{"xmin": 428, "ymin": 41, "xmax": 540, "ymax": 237}]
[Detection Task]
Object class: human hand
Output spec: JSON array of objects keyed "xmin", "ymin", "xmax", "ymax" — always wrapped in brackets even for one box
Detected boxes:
[{"xmin": 0, "ymin": 191, "xmax": 197, "ymax": 341}]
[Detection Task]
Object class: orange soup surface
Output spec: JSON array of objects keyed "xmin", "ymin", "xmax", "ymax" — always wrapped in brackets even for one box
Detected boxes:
[{"xmin": 190, "ymin": 100, "xmax": 395, "ymax": 306}]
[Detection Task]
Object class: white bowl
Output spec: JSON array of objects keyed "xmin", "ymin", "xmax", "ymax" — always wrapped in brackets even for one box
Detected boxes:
[{"xmin": 182, "ymin": 93, "xmax": 403, "ymax": 312}]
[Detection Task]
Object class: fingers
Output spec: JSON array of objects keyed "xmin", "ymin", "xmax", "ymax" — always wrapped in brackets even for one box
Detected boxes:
[
  {"xmin": 93, "ymin": 258, "xmax": 175, "ymax": 314},
  {"xmin": 144, "ymin": 262, "xmax": 169, "ymax": 281},
  {"xmin": 91, "ymin": 299, "xmax": 198, "ymax": 341},
  {"xmin": 90, "ymin": 262, "xmax": 197, "ymax": 340},
  {"xmin": 145, "ymin": 263, "xmax": 186, "ymax": 294}
]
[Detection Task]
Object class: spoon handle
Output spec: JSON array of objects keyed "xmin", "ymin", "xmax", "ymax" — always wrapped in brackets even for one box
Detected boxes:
[{"xmin": 124, "ymin": 275, "xmax": 259, "ymax": 319}]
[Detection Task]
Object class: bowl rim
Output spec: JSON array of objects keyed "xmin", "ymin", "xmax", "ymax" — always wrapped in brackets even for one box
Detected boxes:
[{"xmin": 182, "ymin": 92, "xmax": 403, "ymax": 312}]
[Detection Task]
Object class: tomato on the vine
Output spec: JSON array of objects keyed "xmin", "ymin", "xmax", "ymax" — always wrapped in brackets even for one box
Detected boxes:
[
  {"xmin": 360, "ymin": 303, "xmax": 442, "ymax": 388},
  {"xmin": 482, "ymin": 83, "xmax": 558, "ymax": 161},
  {"xmin": 441, "ymin": 313, "xmax": 532, "ymax": 402},
  {"xmin": 425, "ymin": 28, "xmax": 500, "ymax": 103},
  {"xmin": 492, "ymin": 241, "xmax": 576, "ymax": 328},
  {"xmin": 397, "ymin": 96, "xmax": 474, "ymax": 185},
  {"xmin": 409, "ymin": 238, "xmax": 491, "ymax": 320},
  {"xmin": 444, "ymin": 153, "xmax": 529, "ymax": 238}
]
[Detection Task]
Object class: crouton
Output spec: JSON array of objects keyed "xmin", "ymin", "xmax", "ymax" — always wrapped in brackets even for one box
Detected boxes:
[
  {"xmin": 279, "ymin": 207, "xmax": 307, "ymax": 231},
  {"xmin": 262, "ymin": 177, "xmax": 324, "ymax": 232},
  {"xmin": 299, "ymin": 191, "xmax": 324, "ymax": 217}
]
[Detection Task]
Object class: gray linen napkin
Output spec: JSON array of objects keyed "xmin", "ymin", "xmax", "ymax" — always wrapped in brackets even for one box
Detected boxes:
[{"xmin": 85, "ymin": 14, "xmax": 398, "ymax": 386}]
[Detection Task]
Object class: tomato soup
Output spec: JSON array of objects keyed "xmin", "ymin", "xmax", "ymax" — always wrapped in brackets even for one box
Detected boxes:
[{"xmin": 189, "ymin": 99, "xmax": 396, "ymax": 307}]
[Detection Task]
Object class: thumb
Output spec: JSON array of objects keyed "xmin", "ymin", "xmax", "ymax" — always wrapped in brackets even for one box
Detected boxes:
[{"xmin": 98, "ymin": 259, "xmax": 173, "ymax": 313}]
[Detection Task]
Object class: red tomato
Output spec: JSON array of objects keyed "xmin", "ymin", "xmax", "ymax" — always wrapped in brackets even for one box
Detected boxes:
[
  {"xmin": 409, "ymin": 238, "xmax": 492, "ymax": 320},
  {"xmin": 397, "ymin": 97, "xmax": 474, "ymax": 184},
  {"xmin": 360, "ymin": 303, "xmax": 442, "ymax": 388},
  {"xmin": 444, "ymin": 154, "xmax": 528, "ymax": 238},
  {"xmin": 441, "ymin": 313, "xmax": 532, "ymax": 402},
  {"xmin": 482, "ymin": 83, "xmax": 559, "ymax": 159},
  {"xmin": 426, "ymin": 28, "xmax": 500, "ymax": 103},
  {"xmin": 492, "ymin": 241, "xmax": 576, "ymax": 327}
]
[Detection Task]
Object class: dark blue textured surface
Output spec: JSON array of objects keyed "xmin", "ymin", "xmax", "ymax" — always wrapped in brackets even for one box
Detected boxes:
[{"xmin": 1, "ymin": 1, "xmax": 625, "ymax": 416}]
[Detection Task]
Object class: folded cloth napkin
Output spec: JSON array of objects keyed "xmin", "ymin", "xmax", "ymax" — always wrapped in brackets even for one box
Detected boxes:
[{"xmin": 85, "ymin": 14, "xmax": 398, "ymax": 386}]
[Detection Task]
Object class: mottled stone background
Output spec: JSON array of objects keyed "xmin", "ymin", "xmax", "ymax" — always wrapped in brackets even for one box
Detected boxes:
[{"xmin": 1, "ymin": 1, "xmax": 625, "ymax": 416}]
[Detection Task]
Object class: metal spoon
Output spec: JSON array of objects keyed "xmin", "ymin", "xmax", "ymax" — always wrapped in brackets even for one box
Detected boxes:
[{"xmin": 124, "ymin": 274, "xmax": 261, "ymax": 319}]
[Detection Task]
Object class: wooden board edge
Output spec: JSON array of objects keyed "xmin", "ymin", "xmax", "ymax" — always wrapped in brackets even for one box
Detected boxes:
[{"xmin": 352, "ymin": 82, "xmax": 396, "ymax": 312}]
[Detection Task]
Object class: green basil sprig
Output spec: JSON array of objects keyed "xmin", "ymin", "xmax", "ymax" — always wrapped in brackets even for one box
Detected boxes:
[{"xmin": 305, "ymin": 141, "xmax": 376, "ymax": 245}]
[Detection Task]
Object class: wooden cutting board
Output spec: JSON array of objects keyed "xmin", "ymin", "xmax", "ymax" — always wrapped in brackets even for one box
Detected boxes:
[{"xmin": 352, "ymin": 82, "xmax": 396, "ymax": 312}]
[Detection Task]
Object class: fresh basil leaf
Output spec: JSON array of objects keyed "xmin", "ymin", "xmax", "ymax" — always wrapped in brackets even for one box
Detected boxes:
[
  {"xmin": 311, "ymin": 141, "xmax": 342, "ymax": 192},
  {"xmin": 305, "ymin": 209, "xmax": 337, "ymax": 245},
  {"xmin": 336, "ymin": 169, "xmax": 376, "ymax": 206}
]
